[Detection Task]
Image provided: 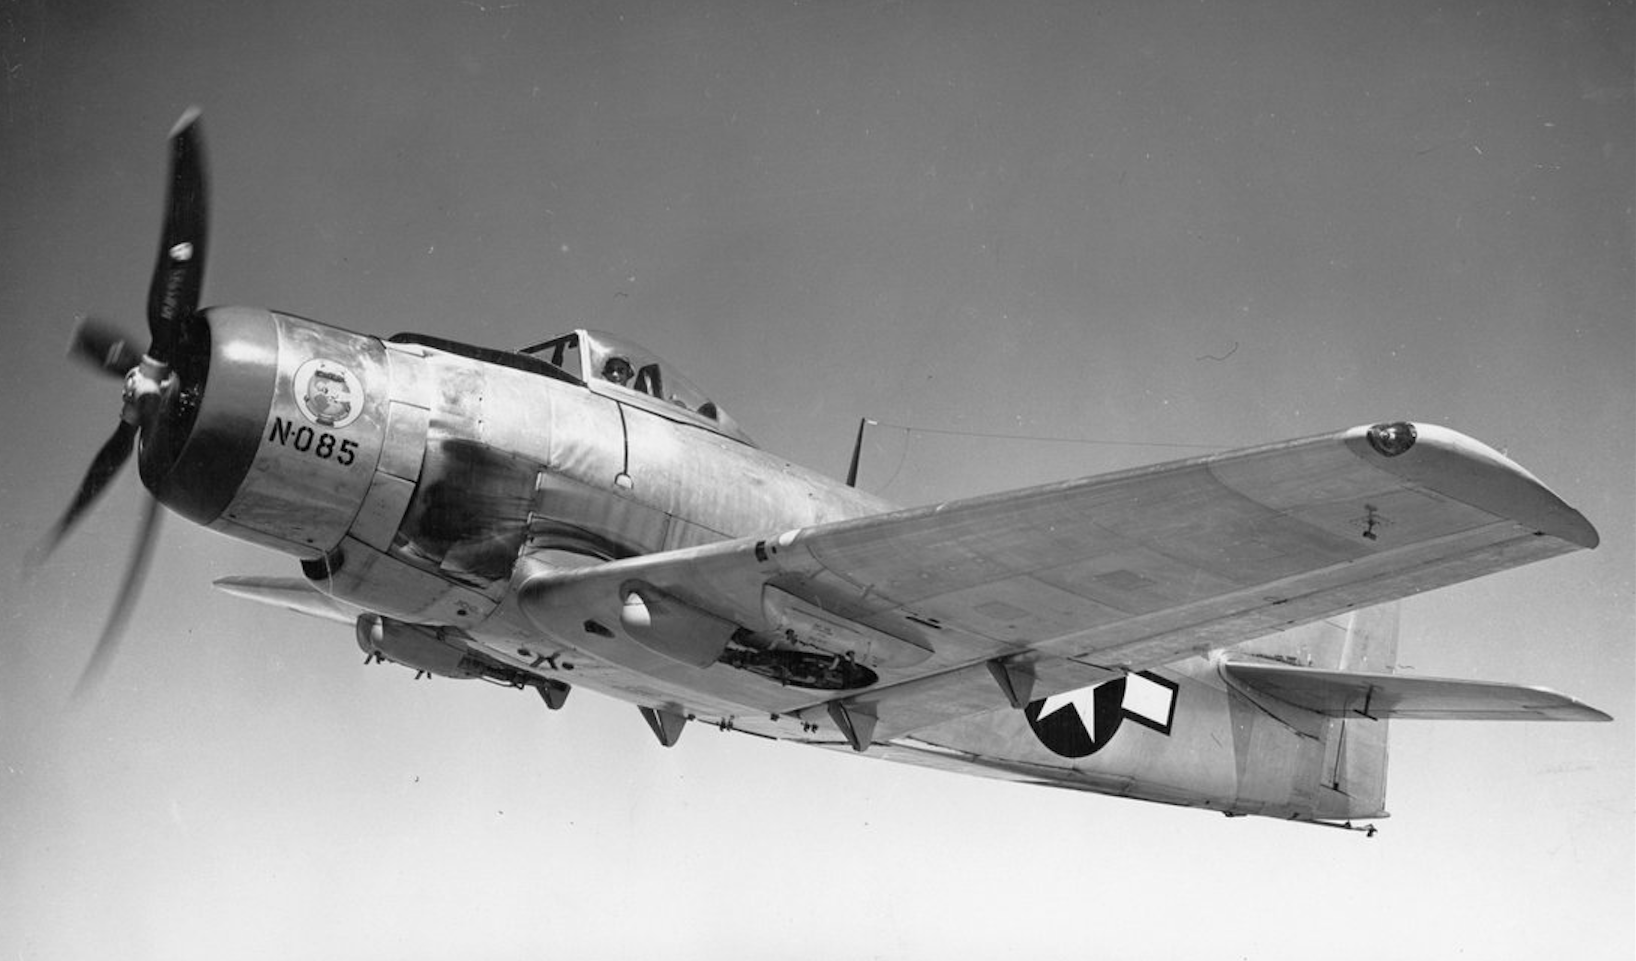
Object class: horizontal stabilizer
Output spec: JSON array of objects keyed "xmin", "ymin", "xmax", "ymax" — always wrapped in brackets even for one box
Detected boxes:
[
  {"xmin": 1223, "ymin": 661, "xmax": 1610, "ymax": 722},
  {"xmin": 214, "ymin": 575, "xmax": 361, "ymax": 625}
]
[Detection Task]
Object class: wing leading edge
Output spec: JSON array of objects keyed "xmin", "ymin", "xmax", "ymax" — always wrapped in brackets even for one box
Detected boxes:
[{"xmin": 215, "ymin": 575, "xmax": 362, "ymax": 624}]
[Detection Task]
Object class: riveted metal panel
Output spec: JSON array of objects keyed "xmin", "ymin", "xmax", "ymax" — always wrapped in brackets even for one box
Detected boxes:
[
  {"xmin": 383, "ymin": 340, "xmax": 435, "ymax": 409},
  {"xmin": 378, "ymin": 400, "xmax": 429, "ymax": 481},
  {"xmin": 351, "ymin": 471, "xmax": 417, "ymax": 552},
  {"xmin": 214, "ymin": 313, "xmax": 388, "ymax": 556}
]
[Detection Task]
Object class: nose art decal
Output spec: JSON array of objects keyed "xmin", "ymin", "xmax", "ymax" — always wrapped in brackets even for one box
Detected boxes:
[{"xmin": 293, "ymin": 358, "xmax": 364, "ymax": 429}]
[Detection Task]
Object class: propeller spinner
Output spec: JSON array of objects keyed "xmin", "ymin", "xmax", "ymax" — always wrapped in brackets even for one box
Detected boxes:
[{"xmin": 37, "ymin": 108, "xmax": 210, "ymax": 694}]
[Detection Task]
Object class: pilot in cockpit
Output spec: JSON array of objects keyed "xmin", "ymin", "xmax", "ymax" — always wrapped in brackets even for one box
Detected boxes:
[{"xmin": 601, "ymin": 356, "xmax": 634, "ymax": 386}]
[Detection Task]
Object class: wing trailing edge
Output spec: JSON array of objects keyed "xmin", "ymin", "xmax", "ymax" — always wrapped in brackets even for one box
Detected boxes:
[{"xmin": 1221, "ymin": 660, "xmax": 1611, "ymax": 722}]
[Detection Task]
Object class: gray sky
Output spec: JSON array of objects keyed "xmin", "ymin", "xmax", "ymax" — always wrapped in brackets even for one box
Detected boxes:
[{"xmin": 2, "ymin": 2, "xmax": 1631, "ymax": 958}]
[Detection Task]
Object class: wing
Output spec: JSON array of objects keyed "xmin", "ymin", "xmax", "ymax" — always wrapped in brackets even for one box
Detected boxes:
[
  {"xmin": 517, "ymin": 422, "xmax": 1597, "ymax": 744},
  {"xmin": 1221, "ymin": 661, "xmax": 1612, "ymax": 721},
  {"xmin": 214, "ymin": 575, "xmax": 363, "ymax": 624}
]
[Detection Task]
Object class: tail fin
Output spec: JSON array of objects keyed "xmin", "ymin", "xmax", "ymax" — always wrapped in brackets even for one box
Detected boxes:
[
  {"xmin": 1337, "ymin": 603, "xmax": 1401, "ymax": 673},
  {"xmin": 890, "ymin": 602, "xmax": 1603, "ymax": 826},
  {"xmin": 1235, "ymin": 602, "xmax": 1400, "ymax": 672},
  {"xmin": 1320, "ymin": 605, "xmax": 1396, "ymax": 819},
  {"xmin": 1330, "ymin": 605, "xmax": 1395, "ymax": 816},
  {"xmin": 1224, "ymin": 602, "xmax": 1608, "ymax": 820},
  {"xmin": 1231, "ymin": 605, "xmax": 1400, "ymax": 819}
]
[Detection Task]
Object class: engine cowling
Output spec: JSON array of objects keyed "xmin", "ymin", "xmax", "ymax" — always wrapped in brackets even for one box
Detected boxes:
[{"xmin": 141, "ymin": 306, "xmax": 396, "ymax": 559}]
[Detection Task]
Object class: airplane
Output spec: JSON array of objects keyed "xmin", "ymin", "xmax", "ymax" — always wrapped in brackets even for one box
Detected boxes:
[{"xmin": 40, "ymin": 110, "xmax": 1610, "ymax": 834}]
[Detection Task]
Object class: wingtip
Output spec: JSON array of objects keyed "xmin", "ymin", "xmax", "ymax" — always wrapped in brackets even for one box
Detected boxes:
[
  {"xmin": 1344, "ymin": 421, "xmax": 1600, "ymax": 550},
  {"xmin": 1521, "ymin": 684, "xmax": 1614, "ymax": 722},
  {"xmin": 1572, "ymin": 518, "xmax": 1601, "ymax": 550}
]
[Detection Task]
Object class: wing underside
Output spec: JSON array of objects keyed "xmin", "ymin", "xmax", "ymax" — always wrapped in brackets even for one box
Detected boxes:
[{"xmin": 508, "ymin": 422, "xmax": 1599, "ymax": 741}]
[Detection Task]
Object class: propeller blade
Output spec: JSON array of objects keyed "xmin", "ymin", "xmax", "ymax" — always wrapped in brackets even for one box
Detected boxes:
[
  {"xmin": 74, "ymin": 495, "xmax": 163, "ymax": 698},
  {"xmin": 69, "ymin": 316, "xmax": 145, "ymax": 378},
  {"xmin": 145, "ymin": 107, "xmax": 208, "ymax": 365},
  {"xmin": 33, "ymin": 419, "xmax": 138, "ymax": 562}
]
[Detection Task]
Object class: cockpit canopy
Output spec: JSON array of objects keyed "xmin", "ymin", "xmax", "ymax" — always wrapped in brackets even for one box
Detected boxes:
[{"xmin": 521, "ymin": 330, "xmax": 754, "ymax": 446}]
